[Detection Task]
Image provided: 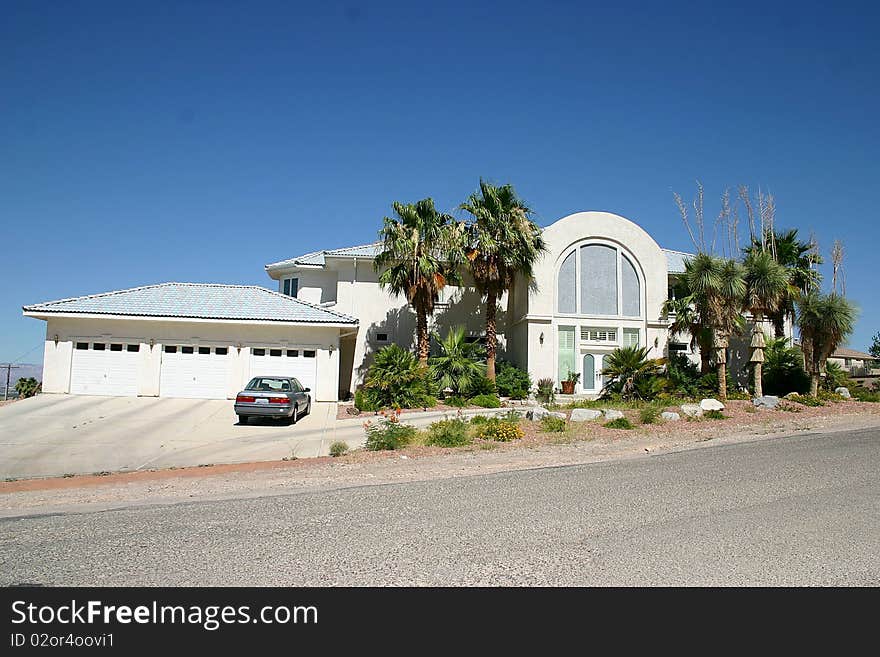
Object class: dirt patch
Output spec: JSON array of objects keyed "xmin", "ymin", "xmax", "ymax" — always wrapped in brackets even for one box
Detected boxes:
[{"xmin": 2, "ymin": 401, "xmax": 878, "ymax": 517}]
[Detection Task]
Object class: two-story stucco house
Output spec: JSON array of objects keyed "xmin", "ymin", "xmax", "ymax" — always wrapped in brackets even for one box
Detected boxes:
[{"xmin": 25, "ymin": 211, "xmax": 698, "ymax": 401}]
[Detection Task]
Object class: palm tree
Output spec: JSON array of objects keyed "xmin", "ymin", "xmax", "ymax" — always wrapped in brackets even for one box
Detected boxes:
[
  {"xmin": 796, "ymin": 291, "xmax": 857, "ymax": 396},
  {"xmin": 599, "ymin": 346, "xmax": 664, "ymax": 400},
  {"xmin": 428, "ymin": 326, "xmax": 486, "ymax": 396},
  {"xmin": 374, "ymin": 198, "xmax": 464, "ymax": 366},
  {"xmin": 745, "ymin": 228, "xmax": 821, "ymax": 337},
  {"xmin": 742, "ymin": 250, "xmax": 790, "ymax": 396},
  {"xmin": 662, "ymin": 295, "xmax": 712, "ymax": 374},
  {"xmin": 680, "ymin": 253, "xmax": 746, "ymax": 400},
  {"xmin": 460, "ymin": 180, "xmax": 546, "ymax": 382}
]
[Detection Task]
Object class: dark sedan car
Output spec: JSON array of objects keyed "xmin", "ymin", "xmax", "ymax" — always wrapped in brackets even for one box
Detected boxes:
[{"xmin": 234, "ymin": 376, "xmax": 311, "ymax": 425}]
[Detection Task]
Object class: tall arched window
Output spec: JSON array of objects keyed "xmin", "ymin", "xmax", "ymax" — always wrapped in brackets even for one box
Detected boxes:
[{"xmin": 556, "ymin": 243, "xmax": 642, "ymax": 316}]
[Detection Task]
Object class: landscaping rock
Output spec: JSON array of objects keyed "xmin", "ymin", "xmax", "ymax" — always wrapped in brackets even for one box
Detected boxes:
[
  {"xmin": 784, "ymin": 392, "xmax": 801, "ymax": 400},
  {"xmin": 660, "ymin": 411, "xmax": 681, "ymax": 421},
  {"xmin": 680, "ymin": 403, "xmax": 703, "ymax": 418},
  {"xmin": 570, "ymin": 408, "xmax": 602, "ymax": 422},
  {"xmin": 835, "ymin": 386, "xmax": 852, "ymax": 399},
  {"xmin": 752, "ymin": 395, "xmax": 779, "ymax": 409},
  {"xmin": 550, "ymin": 411, "xmax": 567, "ymax": 420},
  {"xmin": 699, "ymin": 398, "xmax": 725, "ymax": 412},
  {"xmin": 602, "ymin": 409, "xmax": 624, "ymax": 420},
  {"xmin": 526, "ymin": 406, "xmax": 550, "ymax": 421}
]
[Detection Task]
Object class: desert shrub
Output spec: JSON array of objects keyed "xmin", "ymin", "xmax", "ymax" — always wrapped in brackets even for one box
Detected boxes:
[
  {"xmin": 363, "ymin": 412, "xmax": 417, "ymax": 451},
  {"xmin": 536, "ymin": 378, "xmax": 555, "ymax": 404},
  {"xmin": 776, "ymin": 401, "xmax": 802, "ymax": 412},
  {"xmin": 472, "ymin": 418, "xmax": 523, "ymax": 442},
  {"xmin": 469, "ymin": 393, "xmax": 501, "ymax": 408},
  {"xmin": 495, "ymin": 361, "xmax": 531, "ymax": 398},
  {"xmin": 445, "ymin": 395, "xmax": 468, "ymax": 408},
  {"xmin": 14, "ymin": 377, "xmax": 41, "ymax": 399},
  {"xmin": 467, "ymin": 376, "xmax": 497, "ymax": 397},
  {"xmin": 362, "ymin": 344, "xmax": 435, "ymax": 409},
  {"xmin": 424, "ymin": 418, "xmax": 472, "ymax": 447},
  {"xmin": 789, "ymin": 394, "xmax": 824, "ymax": 407},
  {"xmin": 817, "ymin": 390, "xmax": 843, "ymax": 402},
  {"xmin": 851, "ymin": 386, "xmax": 880, "ymax": 402},
  {"xmin": 329, "ymin": 441, "xmax": 349, "ymax": 457},
  {"xmin": 353, "ymin": 388, "xmax": 378, "ymax": 412},
  {"xmin": 604, "ymin": 417, "xmax": 633, "ymax": 430},
  {"xmin": 704, "ymin": 409, "xmax": 726, "ymax": 420},
  {"xmin": 639, "ymin": 404, "xmax": 663, "ymax": 424},
  {"xmin": 762, "ymin": 337, "xmax": 810, "ymax": 396},
  {"xmin": 540, "ymin": 415, "xmax": 566, "ymax": 432},
  {"xmin": 469, "ymin": 414, "xmax": 490, "ymax": 425}
]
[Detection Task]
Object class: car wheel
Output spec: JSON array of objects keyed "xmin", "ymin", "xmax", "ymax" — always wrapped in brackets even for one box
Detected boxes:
[
  {"xmin": 290, "ymin": 405, "xmax": 298, "ymax": 425},
  {"xmin": 238, "ymin": 415, "xmax": 249, "ymax": 425}
]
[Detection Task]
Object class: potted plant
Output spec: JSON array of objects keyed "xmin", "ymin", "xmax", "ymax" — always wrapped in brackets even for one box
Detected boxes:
[{"xmin": 561, "ymin": 370, "xmax": 581, "ymax": 394}]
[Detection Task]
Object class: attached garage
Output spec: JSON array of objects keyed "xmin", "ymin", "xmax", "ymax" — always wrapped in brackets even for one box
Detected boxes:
[
  {"xmin": 249, "ymin": 347, "xmax": 318, "ymax": 392},
  {"xmin": 70, "ymin": 340, "xmax": 141, "ymax": 396},
  {"xmin": 24, "ymin": 282, "xmax": 358, "ymax": 402}
]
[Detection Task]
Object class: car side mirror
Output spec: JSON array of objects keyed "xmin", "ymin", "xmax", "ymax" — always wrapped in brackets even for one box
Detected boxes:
[{"xmin": 303, "ymin": 387, "xmax": 311, "ymax": 392}]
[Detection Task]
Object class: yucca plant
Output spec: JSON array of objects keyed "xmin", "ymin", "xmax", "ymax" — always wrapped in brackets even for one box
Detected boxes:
[{"xmin": 796, "ymin": 291, "xmax": 857, "ymax": 397}]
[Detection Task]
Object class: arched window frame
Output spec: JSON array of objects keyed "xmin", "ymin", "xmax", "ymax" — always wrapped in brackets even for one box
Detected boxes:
[{"xmin": 554, "ymin": 240, "xmax": 645, "ymax": 318}]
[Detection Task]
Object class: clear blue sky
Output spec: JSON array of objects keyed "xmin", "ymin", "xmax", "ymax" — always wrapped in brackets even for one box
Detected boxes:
[{"xmin": 2, "ymin": 0, "xmax": 878, "ymax": 364}]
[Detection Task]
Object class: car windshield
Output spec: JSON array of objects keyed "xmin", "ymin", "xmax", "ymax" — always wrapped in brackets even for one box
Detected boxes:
[{"xmin": 245, "ymin": 377, "xmax": 291, "ymax": 392}]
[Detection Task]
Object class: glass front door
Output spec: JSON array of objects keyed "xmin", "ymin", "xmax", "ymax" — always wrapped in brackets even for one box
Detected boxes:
[{"xmin": 582, "ymin": 353, "xmax": 603, "ymax": 393}]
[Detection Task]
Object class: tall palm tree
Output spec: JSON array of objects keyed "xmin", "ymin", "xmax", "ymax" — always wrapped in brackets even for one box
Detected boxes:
[
  {"xmin": 460, "ymin": 180, "xmax": 546, "ymax": 381},
  {"xmin": 796, "ymin": 291, "xmax": 857, "ymax": 396},
  {"xmin": 742, "ymin": 250, "xmax": 790, "ymax": 396},
  {"xmin": 374, "ymin": 198, "xmax": 464, "ymax": 366},
  {"xmin": 662, "ymin": 294, "xmax": 712, "ymax": 374},
  {"xmin": 745, "ymin": 228, "xmax": 822, "ymax": 337}
]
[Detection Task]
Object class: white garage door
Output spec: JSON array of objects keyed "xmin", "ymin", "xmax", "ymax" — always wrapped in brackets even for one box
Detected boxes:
[
  {"xmin": 250, "ymin": 347, "xmax": 317, "ymax": 392},
  {"xmin": 70, "ymin": 341, "xmax": 140, "ymax": 396},
  {"xmin": 160, "ymin": 345, "xmax": 231, "ymax": 399}
]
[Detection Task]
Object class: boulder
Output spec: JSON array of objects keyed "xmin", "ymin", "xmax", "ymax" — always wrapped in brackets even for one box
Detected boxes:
[
  {"xmin": 699, "ymin": 398, "xmax": 725, "ymax": 411},
  {"xmin": 602, "ymin": 409, "xmax": 624, "ymax": 420},
  {"xmin": 680, "ymin": 403, "xmax": 703, "ymax": 418},
  {"xmin": 570, "ymin": 408, "xmax": 602, "ymax": 422},
  {"xmin": 752, "ymin": 395, "xmax": 779, "ymax": 409},
  {"xmin": 526, "ymin": 406, "xmax": 550, "ymax": 421},
  {"xmin": 835, "ymin": 386, "xmax": 852, "ymax": 399},
  {"xmin": 660, "ymin": 411, "xmax": 681, "ymax": 421},
  {"xmin": 550, "ymin": 411, "xmax": 567, "ymax": 420}
]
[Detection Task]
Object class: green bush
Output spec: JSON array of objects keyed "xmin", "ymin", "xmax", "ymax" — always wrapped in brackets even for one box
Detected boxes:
[
  {"xmin": 536, "ymin": 378, "xmax": 555, "ymax": 404},
  {"xmin": 469, "ymin": 415, "xmax": 490, "ymax": 425},
  {"xmin": 604, "ymin": 417, "xmax": 633, "ymax": 430},
  {"xmin": 762, "ymin": 337, "xmax": 810, "ymax": 396},
  {"xmin": 445, "ymin": 395, "xmax": 468, "ymax": 407},
  {"xmin": 14, "ymin": 377, "xmax": 41, "ymax": 399},
  {"xmin": 704, "ymin": 409, "xmax": 726, "ymax": 420},
  {"xmin": 362, "ymin": 344, "xmax": 435, "ymax": 410},
  {"xmin": 329, "ymin": 441, "xmax": 349, "ymax": 457},
  {"xmin": 639, "ymin": 404, "xmax": 663, "ymax": 424},
  {"xmin": 665, "ymin": 354, "xmax": 702, "ymax": 397},
  {"xmin": 354, "ymin": 388, "xmax": 378, "ymax": 412},
  {"xmin": 789, "ymin": 394, "xmax": 824, "ymax": 407},
  {"xmin": 494, "ymin": 360, "xmax": 531, "ymax": 398},
  {"xmin": 469, "ymin": 393, "xmax": 501, "ymax": 408},
  {"xmin": 540, "ymin": 415, "xmax": 566, "ymax": 432},
  {"xmin": 472, "ymin": 417, "xmax": 523, "ymax": 442},
  {"xmin": 467, "ymin": 376, "xmax": 497, "ymax": 397},
  {"xmin": 821, "ymin": 361, "xmax": 849, "ymax": 392},
  {"xmin": 363, "ymin": 413, "xmax": 418, "ymax": 451},
  {"xmin": 424, "ymin": 418, "xmax": 472, "ymax": 447}
]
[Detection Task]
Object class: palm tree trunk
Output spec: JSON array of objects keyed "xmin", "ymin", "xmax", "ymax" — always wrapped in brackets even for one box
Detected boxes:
[
  {"xmin": 485, "ymin": 291, "xmax": 498, "ymax": 382},
  {"xmin": 810, "ymin": 372, "xmax": 819, "ymax": 397},
  {"xmin": 718, "ymin": 360, "xmax": 728, "ymax": 401},
  {"xmin": 416, "ymin": 308, "xmax": 429, "ymax": 367},
  {"xmin": 751, "ymin": 317, "xmax": 763, "ymax": 398},
  {"xmin": 753, "ymin": 362, "xmax": 763, "ymax": 398},
  {"xmin": 700, "ymin": 348, "xmax": 711, "ymax": 375},
  {"xmin": 773, "ymin": 312, "xmax": 786, "ymax": 339}
]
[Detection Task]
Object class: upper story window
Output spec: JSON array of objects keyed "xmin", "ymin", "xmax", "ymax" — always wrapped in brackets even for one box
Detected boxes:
[
  {"xmin": 557, "ymin": 243, "xmax": 642, "ymax": 317},
  {"xmin": 282, "ymin": 277, "xmax": 299, "ymax": 298}
]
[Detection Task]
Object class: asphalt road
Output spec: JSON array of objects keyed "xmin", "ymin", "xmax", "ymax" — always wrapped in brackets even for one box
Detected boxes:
[{"xmin": 2, "ymin": 427, "xmax": 878, "ymax": 586}]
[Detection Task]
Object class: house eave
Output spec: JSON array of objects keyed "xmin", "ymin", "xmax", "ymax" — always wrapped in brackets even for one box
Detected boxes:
[{"xmin": 22, "ymin": 310, "xmax": 357, "ymax": 328}]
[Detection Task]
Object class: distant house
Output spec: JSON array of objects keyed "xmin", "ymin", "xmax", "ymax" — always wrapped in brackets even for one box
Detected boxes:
[{"xmin": 827, "ymin": 347, "xmax": 879, "ymax": 375}]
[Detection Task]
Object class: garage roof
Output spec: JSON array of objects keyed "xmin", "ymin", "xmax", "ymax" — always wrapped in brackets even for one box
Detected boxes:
[{"xmin": 23, "ymin": 282, "xmax": 358, "ymax": 325}]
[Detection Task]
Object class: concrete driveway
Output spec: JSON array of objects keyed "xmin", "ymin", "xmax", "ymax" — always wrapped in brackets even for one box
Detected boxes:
[{"xmin": 0, "ymin": 394, "xmax": 339, "ymax": 480}]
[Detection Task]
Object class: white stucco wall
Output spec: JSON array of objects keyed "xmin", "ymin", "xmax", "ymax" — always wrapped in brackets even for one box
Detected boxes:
[
  {"xmin": 519, "ymin": 211, "xmax": 670, "ymax": 390},
  {"xmin": 38, "ymin": 317, "xmax": 342, "ymax": 401}
]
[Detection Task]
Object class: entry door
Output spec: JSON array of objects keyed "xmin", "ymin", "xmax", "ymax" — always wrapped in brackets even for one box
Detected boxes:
[{"xmin": 582, "ymin": 353, "xmax": 603, "ymax": 393}]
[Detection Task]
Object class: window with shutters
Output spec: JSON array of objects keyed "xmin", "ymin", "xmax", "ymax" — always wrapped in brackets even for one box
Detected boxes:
[{"xmin": 557, "ymin": 326, "xmax": 576, "ymax": 386}]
